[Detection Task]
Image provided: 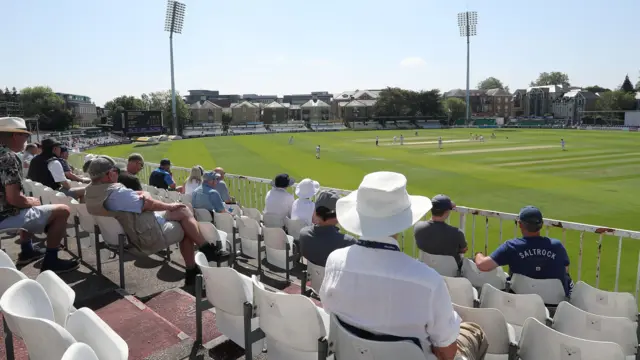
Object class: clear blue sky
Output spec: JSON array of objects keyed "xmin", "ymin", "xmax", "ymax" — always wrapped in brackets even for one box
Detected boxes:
[{"xmin": 3, "ymin": 0, "xmax": 638, "ymax": 106}]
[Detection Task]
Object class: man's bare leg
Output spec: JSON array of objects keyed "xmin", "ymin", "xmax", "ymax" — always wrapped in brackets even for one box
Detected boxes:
[
  {"xmin": 165, "ymin": 207, "xmax": 206, "ymax": 246},
  {"xmin": 179, "ymin": 239, "xmax": 196, "ymax": 268}
]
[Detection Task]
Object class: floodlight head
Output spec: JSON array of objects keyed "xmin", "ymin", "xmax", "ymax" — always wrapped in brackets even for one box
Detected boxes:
[
  {"xmin": 457, "ymin": 11, "xmax": 478, "ymax": 37},
  {"xmin": 164, "ymin": 0, "xmax": 186, "ymax": 34}
]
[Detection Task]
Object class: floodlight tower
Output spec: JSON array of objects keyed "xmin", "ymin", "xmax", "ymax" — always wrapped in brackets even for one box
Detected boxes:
[
  {"xmin": 164, "ymin": 0, "xmax": 186, "ymax": 135},
  {"xmin": 457, "ymin": 11, "xmax": 477, "ymax": 124}
]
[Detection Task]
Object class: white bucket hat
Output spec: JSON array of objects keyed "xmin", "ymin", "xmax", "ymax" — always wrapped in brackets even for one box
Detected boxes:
[
  {"xmin": 336, "ymin": 171, "xmax": 432, "ymax": 238},
  {"xmin": 295, "ymin": 178, "xmax": 320, "ymax": 199},
  {"xmin": 0, "ymin": 117, "xmax": 31, "ymax": 134}
]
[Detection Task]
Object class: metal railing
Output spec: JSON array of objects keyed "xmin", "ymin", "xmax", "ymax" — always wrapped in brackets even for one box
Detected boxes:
[{"xmin": 70, "ymin": 153, "xmax": 640, "ymax": 299}]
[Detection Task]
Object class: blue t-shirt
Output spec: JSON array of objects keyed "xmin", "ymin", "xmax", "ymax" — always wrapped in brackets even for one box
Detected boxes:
[
  {"xmin": 490, "ymin": 236, "xmax": 572, "ymax": 296},
  {"xmin": 191, "ymin": 183, "xmax": 225, "ymax": 213},
  {"xmin": 149, "ymin": 168, "xmax": 175, "ymax": 189}
]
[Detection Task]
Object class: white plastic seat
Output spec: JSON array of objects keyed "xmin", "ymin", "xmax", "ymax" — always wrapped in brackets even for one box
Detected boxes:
[
  {"xmin": 94, "ymin": 215, "xmax": 126, "ymax": 247},
  {"xmin": 166, "ymin": 191, "xmax": 181, "ymax": 202},
  {"xmin": 262, "ymin": 213, "xmax": 285, "ymax": 228},
  {"xmin": 461, "ymin": 258, "xmax": 508, "ymax": 291},
  {"xmin": 199, "ymin": 221, "xmax": 229, "ymax": 252},
  {"xmin": 0, "ymin": 249, "xmax": 15, "ymax": 268},
  {"xmin": 65, "ymin": 307, "xmax": 129, "ymax": 360},
  {"xmin": 570, "ymin": 281, "xmax": 638, "ymax": 321},
  {"xmin": 194, "ymin": 252, "xmax": 264, "ymax": 355},
  {"xmin": 284, "ymin": 217, "xmax": 306, "ymax": 241},
  {"xmin": 237, "ymin": 216, "xmax": 263, "ymax": 259},
  {"xmin": 194, "ymin": 208, "xmax": 213, "ymax": 222},
  {"xmin": 228, "ymin": 204, "xmax": 243, "ymax": 217},
  {"xmin": 0, "ymin": 279, "xmax": 76, "ymax": 360},
  {"xmin": 443, "ymin": 276, "xmax": 478, "ymax": 308},
  {"xmin": 263, "ymin": 227, "xmax": 294, "ymax": 273},
  {"xmin": 35, "ymin": 270, "xmax": 75, "ymax": 327},
  {"xmin": 75, "ymin": 203, "xmax": 97, "ymax": 234},
  {"xmin": 306, "ymin": 261, "xmax": 325, "ymax": 294},
  {"xmin": 0, "ymin": 267, "xmax": 28, "ymax": 301},
  {"xmin": 214, "ymin": 212, "xmax": 236, "ymax": 236},
  {"xmin": 242, "ymin": 208, "xmax": 262, "ymax": 223},
  {"xmin": 61, "ymin": 343, "xmax": 99, "ymax": 360},
  {"xmin": 252, "ymin": 276, "xmax": 329, "ymax": 360},
  {"xmin": 453, "ymin": 304, "xmax": 516, "ymax": 360},
  {"xmin": 552, "ymin": 301, "xmax": 638, "ymax": 357},
  {"xmin": 328, "ymin": 313, "xmax": 425, "ymax": 359},
  {"xmin": 480, "ymin": 283, "xmax": 549, "ymax": 341},
  {"xmin": 419, "ymin": 252, "xmax": 459, "ymax": 277},
  {"xmin": 40, "ymin": 187, "xmax": 55, "ymax": 205},
  {"xmin": 518, "ymin": 317, "xmax": 625, "ymax": 360},
  {"xmin": 182, "ymin": 193, "xmax": 193, "ymax": 204},
  {"xmin": 510, "ymin": 273, "xmax": 566, "ymax": 305}
]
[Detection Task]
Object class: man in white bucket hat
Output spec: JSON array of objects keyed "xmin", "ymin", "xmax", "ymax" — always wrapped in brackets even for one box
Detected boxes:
[
  {"xmin": 320, "ymin": 171, "xmax": 487, "ymax": 360},
  {"xmin": 291, "ymin": 178, "xmax": 320, "ymax": 225}
]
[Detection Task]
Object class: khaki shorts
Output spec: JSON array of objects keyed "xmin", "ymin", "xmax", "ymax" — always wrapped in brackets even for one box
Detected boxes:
[{"xmin": 156, "ymin": 208, "xmax": 190, "ymax": 247}]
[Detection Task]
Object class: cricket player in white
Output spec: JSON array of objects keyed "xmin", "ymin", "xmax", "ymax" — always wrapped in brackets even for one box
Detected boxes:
[
  {"xmin": 376, "ymin": 136, "xmax": 379, "ymax": 146},
  {"xmin": 438, "ymin": 136, "xmax": 443, "ymax": 150},
  {"xmin": 316, "ymin": 145, "xmax": 321, "ymax": 159},
  {"xmin": 288, "ymin": 136, "xmax": 294, "ymax": 145},
  {"xmin": 393, "ymin": 136, "xmax": 397, "ymax": 144},
  {"xmin": 400, "ymin": 134, "xmax": 404, "ymax": 145},
  {"xmin": 561, "ymin": 138, "xmax": 566, "ymax": 151}
]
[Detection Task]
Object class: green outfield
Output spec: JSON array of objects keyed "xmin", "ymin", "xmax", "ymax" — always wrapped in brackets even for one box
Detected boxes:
[{"xmin": 89, "ymin": 128, "xmax": 640, "ymax": 293}]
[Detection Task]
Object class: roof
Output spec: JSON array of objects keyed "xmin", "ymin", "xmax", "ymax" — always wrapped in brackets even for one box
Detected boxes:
[
  {"xmin": 354, "ymin": 90, "xmax": 381, "ymax": 99},
  {"xmin": 265, "ymin": 101, "xmax": 286, "ymax": 109},
  {"xmin": 561, "ymin": 90, "xmax": 598, "ymax": 100},
  {"xmin": 300, "ymin": 99, "xmax": 330, "ymax": 108},
  {"xmin": 527, "ymin": 85, "xmax": 563, "ymax": 94},
  {"xmin": 485, "ymin": 88, "xmax": 511, "ymax": 96},
  {"xmin": 445, "ymin": 89, "xmax": 487, "ymax": 97},
  {"xmin": 189, "ymin": 100, "xmax": 222, "ymax": 109},
  {"xmin": 345, "ymin": 100, "xmax": 366, "ymax": 108},
  {"xmin": 231, "ymin": 101, "xmax": 258, "ymax": 108}
]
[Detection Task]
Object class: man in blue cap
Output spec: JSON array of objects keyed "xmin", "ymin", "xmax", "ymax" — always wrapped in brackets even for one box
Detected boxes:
[{"xmin": 474, "ymin": 205, "xmax": 573, "ymax": 297}]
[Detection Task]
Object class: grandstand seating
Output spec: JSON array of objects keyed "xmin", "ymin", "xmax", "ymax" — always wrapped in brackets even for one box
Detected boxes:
[
  {"xmin": 6, "ymin": 158, "xmax": 640, "ymax": 360},
  {"xmin": 311, "ymin": 123, "xmax": 347, "ymax": 131}
]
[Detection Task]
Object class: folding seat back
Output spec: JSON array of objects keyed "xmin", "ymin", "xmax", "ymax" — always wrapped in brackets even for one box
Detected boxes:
[
  {"xmin": 263, "ymin": 227, "xmax": 294, "ymax": 271},
  {"xmin": 0, "ymin": 267, "xmax": 28, "ymax": 301},
  {"xmin": 284, "ymin": 217, "xmax": 306, "ymax": 241},
  {"xmin": 510, "ymin": 273, "xmax": 566, "ymax": 305},
  {"xmin": 328, "ymin": 313, "xmax": 425, "ymax": 360},
  {"xmin": 35, "ymin": 271, "xmax": 75, "ymax": 327},
  {"xmin": 182, "ymin": 193, "xmax": 193, "ymax": 205},
  {"xmin": 419, "ymin": 252, "xmax": 459, "ymax": 277},
  {"xmin": 194, "ymin": 208, "xmax": 213, "ymax": 222},
  {"xmin": 237, "ymin": 216, "xmax": 262, "ymax": 258},
  {"xmin": 461, "ymin": 258, "xmax": 508, "ymax": 291},
  {"xmin": 194, "ymin": 252, "xmax": 264, "ymax": 354},
  {"xmin": 199, "ymin": 222, "xmax": 227, "ymax": 251},
  {"xmin": 93, "ymin": 216, "xmax": 126, "ymax": 247},
  {"xmin": 552, "ymin": 301, "xmax": 638, "ymax": 356},
  {"xmin": 214, "ymin": 212, "xmax": 235, "ymax": 235},
  {"xmin": 61, "ymin": 343, "xmax": 99, "ymax": 360},
  {"xmin": 65, "ymin": 308, "xmax": 129, "ymax": 360},
  {"xmin": 0, "ymin": 279, "xmax": 76, "ymax": 360},
  {"xmin": 252, "ymin": 276, "xmax": 328, "ymax": 360},
  {"xmin": 242, "ymin": 208, "xmax": 262, "ymax": 223},
  {"xmin": 518, "ymin": 318, "xmax": 625, "ymax": 360},
  {"xmin": 443, "ymin": 276, "xmax": 478, "ymax": 308},
  {"xmin": 480, "ymin": 283, "xmax": 548, "ymax": 340},
  {"xmin": 74, "ymin": 203, "xmax": 96, "ymax": 234},
  {"xmin": 262, "ymin": 213, "xmax": 285, "ymax": 229},
  {"xmin": 41, "ymin": 187, "xmax": 55, "ymax": 205},
  {"xmin": 453, "ymin": 304, "xmax": 514, "ymax": 356},
  {"xmin": 570, "ymin": 281, "xmax": 637, "ymax": 321},
  {"xmin": 307, "ymin": 261, "xmax": 325, "ymax": 294}
]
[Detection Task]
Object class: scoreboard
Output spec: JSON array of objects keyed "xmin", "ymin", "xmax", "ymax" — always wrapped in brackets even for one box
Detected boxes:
[{"xmin": 115, "ymin": 111, "xmax": 164, "ymax": 135}]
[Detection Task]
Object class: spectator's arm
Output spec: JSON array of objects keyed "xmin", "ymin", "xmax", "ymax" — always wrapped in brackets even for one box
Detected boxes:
[
  {"xmin": 208, "ymin": 190, "xmax": 226, "ymax": 213},
  {"xmin": 64, "ymin": 170, "xmax": 85, "ymax": 182},
  {"xmin": 5, "ymin": 184, "xmax": 39, "ymax": 208},
  {"xmin": 141, "ymin": 193, "xmax": 176, "ymax": 212},
  {"xmin": 475, "ymin": 242, "xmax": 510, "ymax": 272},
  {"xmin": 428, "ymin": 278, "xmax": 462, "ymax": 360},
  {"xmin": 163, "ymin": 173, "xmax": 176, "ymax": 189},
  {"xmin": 457, "ymin": 229, "xmax": 468, "ymax": 254},
  {"xmin": 104, "ymin": 188, "xmax": 145, "ymax": 213},
  {"xmin": 47, "ymin": 160, "xmax": 70, "ymax": 189}
]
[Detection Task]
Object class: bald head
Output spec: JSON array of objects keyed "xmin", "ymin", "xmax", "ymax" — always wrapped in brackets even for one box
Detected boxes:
[{"xmin": 214, "ymin": 167, "xmax": 225, "ymax": 179}]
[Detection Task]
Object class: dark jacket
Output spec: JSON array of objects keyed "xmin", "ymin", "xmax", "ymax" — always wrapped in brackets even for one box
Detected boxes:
[{"xmin": 27, "ymin": 154, "xmax": 62, "ymax": 190}]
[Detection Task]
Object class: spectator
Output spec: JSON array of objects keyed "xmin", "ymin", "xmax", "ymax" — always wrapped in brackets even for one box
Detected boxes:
[
  {"xmin": 191, "ymin": 172, "xmax": 226, "ymax": 213},
  {"xmin": 264, "ymin": 173, "xmax": 294, "ymax": 218},
  {"xmin": 474, "ymin": 205, "xmax": 574, "ymax": 297},
  {"xmin": 27, "ymin": 138, "xmax": 85, "ymax": 200},
  {"xmin": 414, "ymin": 194, "xmax": 467, "ymax": 267},
  {"xmin": 0, "ymin": 117, "xmax": 78, "ymax": 272},
  {"xmin": 21, "ymin": 143, "xmax": 39, "ymax": 168},
  {"xmin": 82, "ymin": 154, "xmax": 95, "ymax": 174},
  {"xmin": 149, "ymin": 158, "xmax": 177, "ymax": 190},
  {"xmin": 298, "ymin": 190, "xmax": 355, "ymax": 267},
  {"xmin": 213, "ymin": 167, "xmax": 234, "ymax": 203},
  {"xmin": 84, "ymin": 156, "xmax": 224, "ymax": 285},
  {"xmin": 320, "ymin": 171, "xmax": 488, "ymax": 360},
  {"xmin": 59, "ymin": 147, "xmax": 90, "ymax": 184},
  {"xmin": 183, "ymin": 165, "xmax": 204, "ymax": 195},
  {"xmin": 118, "ymin": 153, "xmax": 144, "ymax": 191},
  {"xmin": 291, "ymin": 178, "xmax": 320, "ymax": 226}
]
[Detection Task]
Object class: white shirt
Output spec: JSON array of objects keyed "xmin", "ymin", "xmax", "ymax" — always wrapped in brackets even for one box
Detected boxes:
[
  {"xmin": 47, "ymin": 160, "xmax": 68, "ymax": 183},
  {"xmin": 264, "ymin": 187, "xmax": 294, "ymax": 217},
  {"xmin": 316, "ymin": 146, "xmax": 320, "ymax": 153},
  {"xmin": 184, "ymin": 179, "xmax": 201, "ymax": 195},
  {"xmin": 320, "ymin": 237, "xmax": 461, "ymax": 359},
  {"xmin": 290, "ymin": 198, "xmax": 315, "ymax": 225}
]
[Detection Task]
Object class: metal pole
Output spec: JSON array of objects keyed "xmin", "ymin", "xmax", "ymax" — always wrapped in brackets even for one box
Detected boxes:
[
  {"xmin": 465, "ymin": 12, "xmax": 471, "ymax": 124},
  {"xmin": 169, "ymin": 5, "xmax": 178, "ymax": 135}
]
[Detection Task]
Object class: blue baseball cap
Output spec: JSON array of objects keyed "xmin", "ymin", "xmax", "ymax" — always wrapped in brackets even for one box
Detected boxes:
[
  {"xmin": 431, "ymin": 194, "xmax": 455, "ymax": 211},
  {"xmin": 203, "ymin": 171, "xmax": 221, "ymax": 182},
  {"xmin": 518, "ymin": 206, "xmax": 543, "ymax": 225}
]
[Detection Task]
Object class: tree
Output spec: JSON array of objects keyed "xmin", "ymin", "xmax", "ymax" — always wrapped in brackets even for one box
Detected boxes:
[
  {"xmin": 620, "ymin": 75, "xmax": 635, "ymax": 93},
  {"xmin": 530, "ymin": 72, "xmax": 570, "ymax": 87},
  {"xmin": 477, "ymin": 77, "xmax": 505, "ymax": 90},
  {"xmin": 10, "ymin": 87, "xmax": 18, "ymax": 101},
  {"xmin": 140, "ymin": 93, "xmax": 151, "ymax": 110},
  {"xmin": 38, "ymin": 108, "xmax": 75, "ymax": 131},
  {"xmin": 103, "ymin": 95, "xmax": 145, "ymax": 113},
  {"xmin": 596, "ymin": 90, "xmax": 636, "ymax": 113},
  {"xmin": 20, "ymin": 86, "xmax": 65, "ymax": 118},
  {"xmin": 373, "ymin": 87, "xmax": 442, "ymax": 117},
  {"xmin": 443, "ymin": 97, "xmax": 466, "ymax": 124},
  {"xmin": 2, "ymin": 87, "xmax": 11, "ymax": 101},
  {"xmin": 584, "ymin": 85, "xmax": 611, "ymax": 93},
  {"xmin": 146, "ymin": 90, "xmax": 190, "ymax": 129}
]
